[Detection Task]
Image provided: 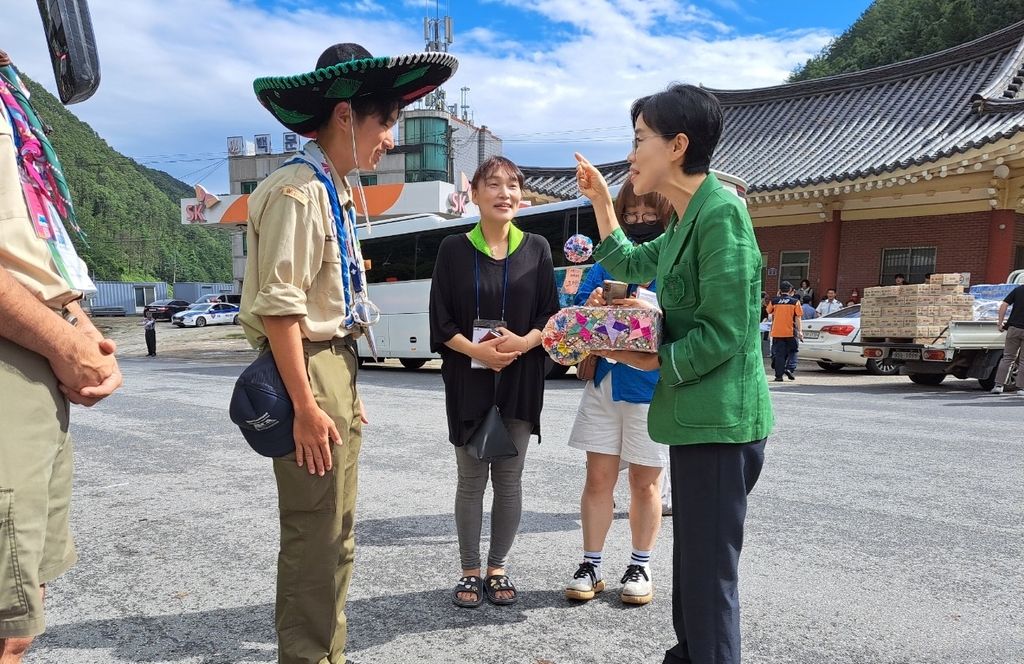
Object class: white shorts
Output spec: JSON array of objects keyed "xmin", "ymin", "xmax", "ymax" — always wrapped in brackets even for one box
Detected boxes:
[{"xmin": 567, "ymin": 374, "xmax": 669, "ymax": 468}]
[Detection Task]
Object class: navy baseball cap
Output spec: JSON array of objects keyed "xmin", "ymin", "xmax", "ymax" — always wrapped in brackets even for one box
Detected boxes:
[
  {"xmin": 780, "ymin": 281, "xmax": 794, "ymax": 292},
  {"xmin": 229, "ymin": 352, "xmax": 295, "ymax": 457}
]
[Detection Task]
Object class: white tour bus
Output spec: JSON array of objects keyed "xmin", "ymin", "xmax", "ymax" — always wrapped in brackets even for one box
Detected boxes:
[{"xmin": 355, "ymin": 171, "xmax": 747, "ymax": 377}]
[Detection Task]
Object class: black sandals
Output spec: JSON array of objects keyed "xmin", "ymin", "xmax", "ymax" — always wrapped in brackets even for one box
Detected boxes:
[
  {"xmin": 484, "ymin": 574, "xmax": 519, "ymax": 605},
  {"xmin": 452, "ymin": 575, "xmax": 483, "ymax": 608}
]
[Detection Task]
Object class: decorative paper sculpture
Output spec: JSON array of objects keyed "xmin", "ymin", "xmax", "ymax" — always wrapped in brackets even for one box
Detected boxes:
[
  {"xmin": 563, "ymin": 234, "xmax": 594, "ymax": 264},
  {"xmin": 541, "ymin": 306, "xmax": 663, "ymax": 366}
]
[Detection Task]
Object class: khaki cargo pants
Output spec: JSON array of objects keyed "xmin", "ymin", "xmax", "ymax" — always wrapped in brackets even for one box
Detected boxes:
[
  {"xmin": 0, "ymin": 337, "xmax": 76, "ymax": 639},
  {"xmin": 273, "ymin": 337, "xmax": 362, "ymax": 664}
]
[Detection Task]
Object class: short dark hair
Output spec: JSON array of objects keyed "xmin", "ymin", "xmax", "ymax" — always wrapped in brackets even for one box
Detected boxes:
[
  {"xmin": 316, "ymin": 93, "xmax": 405, "ymax": 135},
  {"xmin": 630, "ymin": 84, "xmax": 722, "ymax": 175},
  {"xmin": 471, "ymin": 156, "xmax": 524, "ymax": 191},
  {"xmin": 895, "ymin": 273, "xmax": 906, "ymax": 280},
  {"xmin": 613, "ymin": 179, "xmax": 672, "ymax": 228},
  {"xmin": 827, "ymin": 287, "xmax": 836, "ymax": 293},
  {"xmin": 802, "ymin": 295, "xmax": 812, "ymax": 304}
]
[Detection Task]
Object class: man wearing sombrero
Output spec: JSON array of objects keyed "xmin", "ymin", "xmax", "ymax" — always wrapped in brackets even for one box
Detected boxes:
[{"xmin": 239, "ymin": 43, "xmax": 456, "ymax": 663}]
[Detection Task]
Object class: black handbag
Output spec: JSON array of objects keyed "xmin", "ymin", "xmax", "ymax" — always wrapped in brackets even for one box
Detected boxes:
[{"xmin": 464, "ymin": 375, "xmax": 518, "ymax": 462}]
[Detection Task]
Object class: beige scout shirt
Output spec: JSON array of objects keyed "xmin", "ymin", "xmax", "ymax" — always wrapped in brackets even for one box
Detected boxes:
[
  {"xmin": 239, "ymin": 154, "xmax": 359, "ymax": 347},
  {"xmin": 0, "ymin": 103, "xmax": 83, "ymax": 311}
]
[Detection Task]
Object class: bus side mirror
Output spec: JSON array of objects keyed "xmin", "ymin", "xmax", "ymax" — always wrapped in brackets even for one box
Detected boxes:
[{"xmin": 36, "ymin": 0, "xmax": 101, "ymax": 104}]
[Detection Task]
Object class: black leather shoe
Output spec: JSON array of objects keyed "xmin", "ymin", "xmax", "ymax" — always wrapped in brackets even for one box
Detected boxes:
[{"xmin": 785, "ymin": 371, "xmax": 796, "ymax": 380}]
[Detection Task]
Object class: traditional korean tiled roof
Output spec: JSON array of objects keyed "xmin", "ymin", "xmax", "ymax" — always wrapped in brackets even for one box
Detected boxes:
[{"xmin": 521, "ymin": 20, "xmax": 1024, "ymax": 198}]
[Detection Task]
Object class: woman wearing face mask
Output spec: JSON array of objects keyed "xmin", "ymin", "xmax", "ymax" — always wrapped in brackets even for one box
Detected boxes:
[
  {"xmin": 565, "ymin": 180, "xmax": 671, "ymax": 606},
  {"xmin": 575, "ymin": 83, "xmax": 773, "ymax": 664},
  {"xmin": 429, "ymin": 156, "xmax": 560, "ymax": 609}
]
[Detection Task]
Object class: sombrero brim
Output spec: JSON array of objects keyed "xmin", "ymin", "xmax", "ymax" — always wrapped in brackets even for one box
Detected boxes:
[{"xmin": 254, "ymin": 52, "xmax": 458, "ymax": 136}]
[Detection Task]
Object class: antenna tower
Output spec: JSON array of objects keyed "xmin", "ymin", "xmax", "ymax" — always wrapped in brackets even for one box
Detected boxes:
[{"xmin": 421, "ymin": 0, "xmax": 453, "ymax": 112}]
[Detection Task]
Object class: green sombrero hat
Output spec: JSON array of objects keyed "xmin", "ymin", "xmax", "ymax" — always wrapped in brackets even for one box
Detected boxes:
[{"xmin": 254, "ymin": 43, "xmax": 459, "ymax": 137}]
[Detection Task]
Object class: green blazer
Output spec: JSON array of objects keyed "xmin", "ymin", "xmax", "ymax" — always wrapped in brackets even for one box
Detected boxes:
[{"xmin": 593, "ymin": 173, "xmax": 774, "ymax": 445}]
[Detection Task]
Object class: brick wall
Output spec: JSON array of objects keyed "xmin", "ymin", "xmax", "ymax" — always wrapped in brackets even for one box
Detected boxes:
[
  {"xmin": 754, "ymin": 224, "xmax": 825, "ymax": 295},
  {"xmin": 1015, "ymin": 213, "xmax": 1024, "ymax": 271},
  {"xmin": 753, "ymin": 211, "xmax": 995, "ymax": 303}
]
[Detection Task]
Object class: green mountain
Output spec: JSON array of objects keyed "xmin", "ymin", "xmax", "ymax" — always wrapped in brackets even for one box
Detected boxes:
[
  {"xmin": 20, "ymin": 72, "xmax": 232, "ymax": 283},
  {"xmin": 789, "ymin": 0, "xmax": 1024, "ymax": 82}
]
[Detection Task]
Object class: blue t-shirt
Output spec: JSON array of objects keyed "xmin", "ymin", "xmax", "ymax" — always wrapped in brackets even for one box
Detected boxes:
[
  {"xmin": 574, "ymin": 263, "xmax": 659, "ymax": 404},
  {"xmin": 801, "ymin": 303, "xmax": 816, "ymax": 320}
]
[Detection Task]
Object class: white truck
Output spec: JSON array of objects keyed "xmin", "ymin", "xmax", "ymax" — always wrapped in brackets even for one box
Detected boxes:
[{"xmin": 848, "ymin": 270, "xmax": 1023, "ymax": 389}]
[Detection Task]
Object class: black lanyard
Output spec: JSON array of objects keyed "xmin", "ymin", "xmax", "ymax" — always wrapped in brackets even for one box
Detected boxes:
[{"xmin": 475, "ymin": 250, "xmax": 509, "ymax": 321}]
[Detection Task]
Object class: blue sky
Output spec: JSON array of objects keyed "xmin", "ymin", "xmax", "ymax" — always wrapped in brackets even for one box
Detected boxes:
[{"xmin": 1, "ymin": 0, "xmax": 873, "ymax": 192}]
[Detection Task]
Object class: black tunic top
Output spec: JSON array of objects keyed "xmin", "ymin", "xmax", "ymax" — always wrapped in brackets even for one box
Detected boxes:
[{"xmin": 429, "ymin": 232, "xmax": 560, "ymax": 446}]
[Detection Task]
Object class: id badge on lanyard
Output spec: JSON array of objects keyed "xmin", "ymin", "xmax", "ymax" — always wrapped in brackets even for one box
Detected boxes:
[{"xmin": 471, "ymin": 251, "xmax": 509, "ymax": 369}]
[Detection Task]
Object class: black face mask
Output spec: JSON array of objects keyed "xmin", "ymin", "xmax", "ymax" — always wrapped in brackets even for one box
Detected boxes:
[{"xmin": 625, "ymin": 223, "xmax": 664, "ymax": 245}]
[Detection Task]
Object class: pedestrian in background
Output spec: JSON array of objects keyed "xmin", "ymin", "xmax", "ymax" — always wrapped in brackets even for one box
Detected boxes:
[
  {"xmin": 991, "ymin": 283, "xmax": 1024, "ymax": 395},
  {"xmin": 767, "ymin": 281, "xmax": 802, "ymax": 381},
  {"xmin": 429, "ymin": 156, "xmax": 559, "ymax": 608},
  {"xmin": 575, "ymin": 82, "xmax": 773, "ymax": 664},
  {"xmin": 815, "ymin": 288, "xmax": 845, "ymax": 317},
  {"xmin": 795, "ymin": 278, "xmax": 814, "ymax": 304},
  {"xmin": 800, "ymin": 295, "xmax": 816, "ymax": 321},
  {"xmin": 142, "ymin": 310, "xmax": 156, "ymax": 357},
  {"xmin": 564, "ymin": 180, "xmax": 671, "ymax": 607}
]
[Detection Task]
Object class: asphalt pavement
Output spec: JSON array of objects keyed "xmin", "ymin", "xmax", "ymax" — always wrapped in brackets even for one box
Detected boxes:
[{"xmin": 24, "ymin": 357, "xmax": 1024, "ymax": 664}]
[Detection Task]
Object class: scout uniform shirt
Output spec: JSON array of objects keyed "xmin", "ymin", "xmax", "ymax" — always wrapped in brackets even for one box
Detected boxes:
[
  {"xmin": 239, "ymin": 152, "xmax": 358, "ymax": 347},
  {"xmin": 0, "ymin": 102, "xmax": 84, "ymax": 311}
]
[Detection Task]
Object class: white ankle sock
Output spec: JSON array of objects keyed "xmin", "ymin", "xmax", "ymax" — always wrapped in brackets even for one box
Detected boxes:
[
  {"xmin": 583, "ymin": 550, "xmax": 603, "ymax": 580},
  {"xmin": 630, "ymin": 548, "xmax": 651, "ymax": 568}
]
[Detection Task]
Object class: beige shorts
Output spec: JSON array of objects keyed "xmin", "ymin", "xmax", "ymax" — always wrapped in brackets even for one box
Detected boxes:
[
  {"xmin": 0, "ymin": 337, "xmax": 76, "ymax": 639},
  {"xmin": 567, "ymin": 374, "xmax": 668, "ymax": 468}
]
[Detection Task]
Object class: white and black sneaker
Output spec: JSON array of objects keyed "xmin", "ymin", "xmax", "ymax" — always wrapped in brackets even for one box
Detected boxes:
[
  {"xmin": 620, "ymin": 564, "xmax": 653, "ymax": 605},
  {"xmin": 565, "ymin": 562, "xmax": 605, "ymax": 601},
  {"xmin": 991, "ymin": 385, "xmax": 1004, "ymax": 394}
]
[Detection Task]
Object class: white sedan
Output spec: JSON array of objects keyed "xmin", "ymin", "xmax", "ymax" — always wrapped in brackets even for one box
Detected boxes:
[
  {"xmin": 171, "ymin": 302, "xmax": 240, "ymax": 328},
  {"xmin": 799, "ymin": 305, "xmax": 900, "ymax": 375}
]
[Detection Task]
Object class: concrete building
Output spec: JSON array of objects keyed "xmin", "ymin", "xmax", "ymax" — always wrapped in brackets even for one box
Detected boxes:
[{"xmin": 185, "ymin": 108, "xmax": 500, "ymax": 291}]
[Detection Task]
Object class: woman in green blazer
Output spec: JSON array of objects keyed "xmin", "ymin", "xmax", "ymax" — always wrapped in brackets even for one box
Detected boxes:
[{"xmin": 575, "ymin": 84, "xmax": 773, "ymax": 664}]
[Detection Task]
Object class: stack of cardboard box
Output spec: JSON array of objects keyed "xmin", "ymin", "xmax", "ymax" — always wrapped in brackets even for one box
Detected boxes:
[{"xmin": 860, "ymin": 273, "xmax": 974, "ymax": 342}]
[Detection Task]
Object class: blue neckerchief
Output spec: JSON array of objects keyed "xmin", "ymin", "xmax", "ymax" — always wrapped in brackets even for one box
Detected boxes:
[{"xmin": 281, "ymin": 142, "xmax": 365, "ymax": 329}]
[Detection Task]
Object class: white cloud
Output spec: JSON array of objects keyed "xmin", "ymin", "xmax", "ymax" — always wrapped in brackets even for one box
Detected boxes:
[{"xmin": 0, "ymin": 0, "xmax": 832, "ymax": 190}]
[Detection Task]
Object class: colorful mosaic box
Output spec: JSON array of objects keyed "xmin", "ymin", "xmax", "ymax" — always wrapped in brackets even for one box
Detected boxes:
[{"xmin": 541, "ymin": 306, "xmax": 663, "ymax": 366}]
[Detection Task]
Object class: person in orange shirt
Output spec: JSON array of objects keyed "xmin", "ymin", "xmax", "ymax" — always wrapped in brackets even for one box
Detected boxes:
[{"xmin": 766, "ymin": 281, "xmax": 803, "ymax": 381}]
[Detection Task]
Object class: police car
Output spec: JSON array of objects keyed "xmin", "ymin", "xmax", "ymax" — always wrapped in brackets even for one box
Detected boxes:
[{"xmin": 171, "ymin": 302, "xmax": 240, "ymax": 327}]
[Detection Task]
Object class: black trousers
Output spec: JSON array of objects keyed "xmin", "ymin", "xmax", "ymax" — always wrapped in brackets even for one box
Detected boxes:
[
  {"xmin": 145, "ymin": 328, "xmax": 156, "ymax": 356},
  {"xmin": 770, "ymin": 337, "xmax": 798, "ymax": 378},
  {"xmin": 663, "ymin": 438, "xmax": 767, "ymax": 664}
]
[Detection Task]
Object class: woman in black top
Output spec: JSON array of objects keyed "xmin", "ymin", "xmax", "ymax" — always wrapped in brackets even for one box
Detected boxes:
[{"xmin": 429, "ymin": 156, "xmax": 559, "ymax": 608}]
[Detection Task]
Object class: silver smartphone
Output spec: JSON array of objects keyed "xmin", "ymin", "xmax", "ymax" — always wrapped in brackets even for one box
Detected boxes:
[{"xmin": 602, "ymin": 280, "xmax": 628, "ymax": 305}]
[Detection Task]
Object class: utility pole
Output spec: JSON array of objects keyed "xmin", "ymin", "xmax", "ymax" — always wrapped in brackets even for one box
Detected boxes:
[{"xmin": 446, "ymin": 124, "xmax": 455, "ymax": 184}]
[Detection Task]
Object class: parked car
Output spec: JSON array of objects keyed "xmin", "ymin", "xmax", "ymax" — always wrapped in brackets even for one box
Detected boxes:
[
  {"xmin": 143, "ymin": 299, "xmax": 191, "ymax": 321},
  {"xmin": 193, "ymin": 293, "xmax": 241, "ymax": 305},
  {"xmin": 799, "ymin": 305, "xmax": 900, "ymax": 375},
  {"xmin": 171, "ymin": 302, "xmax": 240, "ymax": 327}
]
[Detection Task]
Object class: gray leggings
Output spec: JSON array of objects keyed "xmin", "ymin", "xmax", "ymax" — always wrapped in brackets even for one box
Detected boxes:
[{"xmin": 454, "ymin": 418, "xmax": 533, "ymax": 571}]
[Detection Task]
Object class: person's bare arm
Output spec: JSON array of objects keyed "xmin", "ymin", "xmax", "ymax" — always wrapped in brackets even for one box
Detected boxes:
[
  {"xmin": 0, "ymin": 267, "xmax": 119, "ymax": 402},
  {"xmin": 997, "ymin": 302, "xmax": 1009, "ymax": 331},
  {"xmin": 262, "ymin": 314, "xmax": 341, "ymax": 476}
]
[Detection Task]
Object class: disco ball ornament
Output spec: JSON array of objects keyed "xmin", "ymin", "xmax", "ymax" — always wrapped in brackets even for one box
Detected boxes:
[{"xmin": 564, "ymin": 234, "xmax": 594, "ymax": 264}]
